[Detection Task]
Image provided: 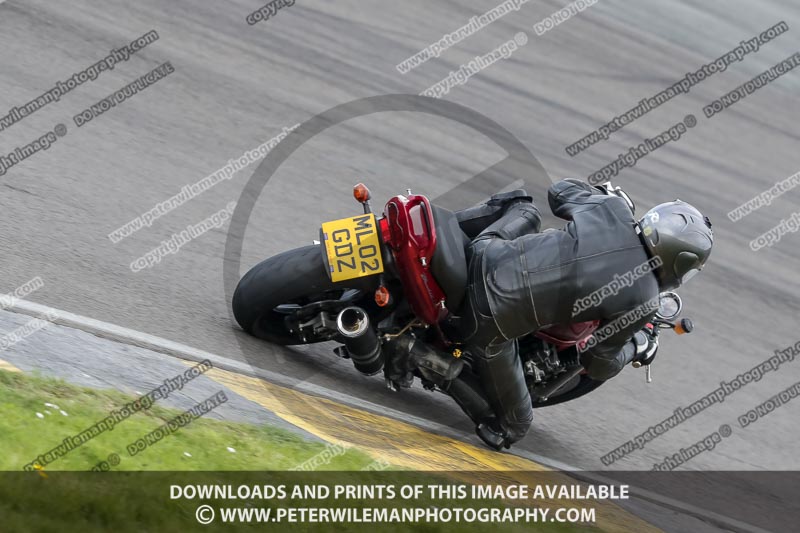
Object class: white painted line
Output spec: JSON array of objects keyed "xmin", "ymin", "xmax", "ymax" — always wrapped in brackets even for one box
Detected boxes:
[
  {"xmin": 7, "ymin": 298, "xmax": 769, "ymax": 533},
  {"xmin": 0, "ymin": 359, "xmax": 22, "ymax": 372}
]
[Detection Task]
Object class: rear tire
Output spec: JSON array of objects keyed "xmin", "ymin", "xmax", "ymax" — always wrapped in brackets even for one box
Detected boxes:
[{"xmin": 233, "ymin": 245, "xmax": 371, "ymax": 345}]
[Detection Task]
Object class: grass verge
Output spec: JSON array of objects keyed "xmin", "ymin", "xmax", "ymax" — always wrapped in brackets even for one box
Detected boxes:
[{"xmin": 0, "ymin": 369, "xmax": 378, "ymax": 471}]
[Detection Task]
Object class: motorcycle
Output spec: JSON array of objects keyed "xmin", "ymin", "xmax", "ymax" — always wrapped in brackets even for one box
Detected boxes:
[{"xmin": 232, "ymin": 183, "xmax": 695, "ymax": 433}]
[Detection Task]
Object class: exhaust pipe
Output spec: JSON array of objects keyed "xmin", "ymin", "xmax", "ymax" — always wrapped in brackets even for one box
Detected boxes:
[{"xmin": 336, "ymin": 307, "xmax": 383, "ymax": 375}]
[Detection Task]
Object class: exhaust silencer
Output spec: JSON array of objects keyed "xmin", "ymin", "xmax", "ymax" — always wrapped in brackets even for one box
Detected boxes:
[{"xmin": 336, "ymin": 307, "xmax": 383, "ymax": 375}]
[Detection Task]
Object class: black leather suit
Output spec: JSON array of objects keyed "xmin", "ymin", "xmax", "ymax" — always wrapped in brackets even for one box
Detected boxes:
[{"xmin": 451, "ymin": 179, "xmax": 660, "ymax": 443}]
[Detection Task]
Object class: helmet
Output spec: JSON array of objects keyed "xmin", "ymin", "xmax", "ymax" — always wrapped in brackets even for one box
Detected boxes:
[{"xmin": 638, "ymin": 201, "xmax": 713, "ymax": 291}]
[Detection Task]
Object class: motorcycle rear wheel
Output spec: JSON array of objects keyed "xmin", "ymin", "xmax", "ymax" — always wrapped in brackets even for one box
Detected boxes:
[{"xmin": 232, "ymin": 245, "xmax": 373, "ymax": 345}]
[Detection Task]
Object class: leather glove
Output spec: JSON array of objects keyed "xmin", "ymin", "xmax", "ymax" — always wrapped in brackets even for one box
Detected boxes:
[
  {"xmin": 597, "ymin": 181, "xmax": 636, "ymax": 214},
  {"xmin": 632, "ymin": 324, "xmax": 658, "ymax": 367}
]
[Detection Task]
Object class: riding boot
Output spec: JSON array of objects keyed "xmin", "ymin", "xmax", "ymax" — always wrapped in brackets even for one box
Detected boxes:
[
  {"xmin": 445, "ymin": 370, "xmax": 493, "ymax": 424},
  {"xmin": 455, "ymin": 189, "xmax": 536, "ymax": 239},
  {"xmin": 473, "ymin": 201, "xmax": 542, "ymax": 242}
]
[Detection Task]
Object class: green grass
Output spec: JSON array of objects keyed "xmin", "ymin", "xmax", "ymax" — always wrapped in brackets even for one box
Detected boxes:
[{"xmin": 0, "ymin": 369, "xmax": 378, "ymax": 471}]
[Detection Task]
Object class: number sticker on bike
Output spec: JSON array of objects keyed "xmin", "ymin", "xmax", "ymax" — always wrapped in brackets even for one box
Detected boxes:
[{"xmin": 320, "ymin": 214, "xmax": 384, "ymax": 282}]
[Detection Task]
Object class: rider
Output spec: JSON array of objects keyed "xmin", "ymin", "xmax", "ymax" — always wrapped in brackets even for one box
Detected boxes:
[{"xmin": 444, "ymin": 178, "xmax": 714, "ymax": 449}]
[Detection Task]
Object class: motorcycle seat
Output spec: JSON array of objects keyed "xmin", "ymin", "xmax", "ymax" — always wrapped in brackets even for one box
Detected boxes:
[{"xmin": 430, "ymin": 205, "xmax": 469, "ymax": 312}]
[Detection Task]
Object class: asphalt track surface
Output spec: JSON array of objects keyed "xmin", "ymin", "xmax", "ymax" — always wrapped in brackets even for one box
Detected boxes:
[{"xmin": 1, "ymin": 0, "xmax": 799, "ymax": 487}]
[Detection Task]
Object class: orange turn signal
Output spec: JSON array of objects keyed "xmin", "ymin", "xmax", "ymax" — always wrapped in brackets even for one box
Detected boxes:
[
  {"xmin": 374, "ymin": 285, "xmax": 391, "ymax": 307},
  {"xmin": 354, "ymin": 183, "xmax": 371, "ymax": 203},
  {"xmin": 674, "ymin": 318, "xmax": 694, "ymax": 335}
]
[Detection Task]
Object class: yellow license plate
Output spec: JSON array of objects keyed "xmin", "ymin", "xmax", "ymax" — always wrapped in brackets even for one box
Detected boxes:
[{"xmin": 321, "ymin": 213, "xmax": 384, "ymax": 282}]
